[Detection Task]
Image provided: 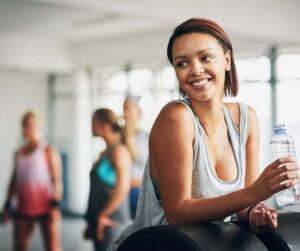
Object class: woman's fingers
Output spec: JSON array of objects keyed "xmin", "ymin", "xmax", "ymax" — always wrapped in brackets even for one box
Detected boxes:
[
  {"xmin": 277, "ymin": 163, "xmax": 299, "ymax": 174},
  {"xmin": 249, "ymin": 158, "xmax": 299, "ymax": 205},
  {"xmin": 260, "ymin": 208, "xmax": 267, "ymax": 226},
  {"xmin": 265, "ymin": 210, "xmax": 277, "ymax": 228},
  {"xmin": 270, "ymin": 163, "xmax": 299, "ymax": 177},
  {"xmin": 269, "ymin": 157, "xmax": 295, "ymax": 170},
  {"xmin": 269, "ymin": 208, "xmax": 278, "ymax": 220},
  {"xmin": 271, "ymin": 179, "xmax": 298, "ymax": 193},
  {"xmin": 250, "ymin": 205, "xmax": 279, "ymax": 231},
  {"xmin": 265, "ymin": 162, "xmax": 300, "ymax": 194},
  {"xmin": 254, "ymin": 209, "xmax": 261, "ymax": 226},
  {"xmin": 97, "ymin": 222, "xmax": 105, "ymax": 240},
  {"xmin": 97, "ymin": 216, "xmax": 118, "ymax": 241},
  {"xmin": 271, "ymin": 170, "xmax": 300, "ymax": 186},
  {"xmin": 107, "ymin": 218, "xmax": 118, "ymax": 228}
]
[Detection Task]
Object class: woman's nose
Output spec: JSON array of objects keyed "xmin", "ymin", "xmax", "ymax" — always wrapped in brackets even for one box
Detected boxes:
[{"xmin": 190, "ymin": 61, "xmax": 204, "ymax": 76}]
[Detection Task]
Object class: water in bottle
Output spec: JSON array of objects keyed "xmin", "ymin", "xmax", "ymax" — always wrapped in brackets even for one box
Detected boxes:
[{"xmin": 270, "ymin": 123, "xmax": 300, "ymax": 207}]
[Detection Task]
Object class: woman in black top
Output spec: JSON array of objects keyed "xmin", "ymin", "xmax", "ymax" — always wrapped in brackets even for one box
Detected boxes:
[{"xmin": 84, "ymin": 108, "xmax": 132, "ymax": 251}]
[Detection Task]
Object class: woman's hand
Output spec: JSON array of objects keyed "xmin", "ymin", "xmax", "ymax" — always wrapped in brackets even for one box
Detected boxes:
[
  {"xmin": 1, "ymin": 209, "xmax": 10, "ymax": 224},
  {"xmin": 97, "ymin": 214, "xmax": 117, "ymax": 241},
  {"xmin": 247, "ymin": 157, "xmax": 300, "ymax": 204},
  {"xmin": 83, "ymin": 224, "xmax": 92, "ymax": 240},
  {"xmin": 49, "ymin": 207, "xmax": 61, "ymax": 222},
  {"xmin": 248, "ymin": 204, "xmax": 277, "ymax": 232}
]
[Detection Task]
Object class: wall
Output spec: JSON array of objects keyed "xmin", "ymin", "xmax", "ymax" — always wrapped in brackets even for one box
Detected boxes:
[{"xmin": 53, "ymin": 71, "xmax": 93, "ymax": 214}]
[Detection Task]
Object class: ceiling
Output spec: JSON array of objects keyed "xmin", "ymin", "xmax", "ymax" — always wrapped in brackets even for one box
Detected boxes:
[{"xmin": 0, "ymin": 0, "xmax": 299, "ymax": 72}]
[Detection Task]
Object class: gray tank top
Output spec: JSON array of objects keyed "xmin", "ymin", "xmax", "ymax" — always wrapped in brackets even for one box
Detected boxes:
[{"xmin": 108, "ymin": 99, "xmax": 248, "ymax": 251}]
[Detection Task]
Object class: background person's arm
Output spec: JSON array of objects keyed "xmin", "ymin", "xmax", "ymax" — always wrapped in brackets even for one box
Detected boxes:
[
  {"xmin": 45, "ymin": 146, "xmax": 63, "ymax": 203},
  {"xmin": 1, "ymin": 152, "xmax": 18, "ymax": 223},
  {"xmin": 97, "ymin": 144, "xmax": 132, "ymax": 240}
]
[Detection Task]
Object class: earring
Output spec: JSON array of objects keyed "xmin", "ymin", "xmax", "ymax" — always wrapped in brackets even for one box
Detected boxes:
[
  {"xmin": 226, "ymin": 65, "xmax": 231, "ymax": 71},
  {"xmin": 179, "ymin": 87, "xmax": 188, "ymax": 99}
]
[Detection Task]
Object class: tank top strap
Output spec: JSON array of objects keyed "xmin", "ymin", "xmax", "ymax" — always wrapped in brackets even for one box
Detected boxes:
[
  {"xmin": 221, "ymin": 103, "xmax": 248, "ymax": 146},
  {"xmin": 36, "ymin": 141, "xmax": 49, "ymax": 162},
  {"xmin": 238, "ymin": 102, "xmax": 248, "ymax": 148},
  {"xmin": 170, "ymin": 99, "xmax": 200, "ymax": 167},
  {"xmin": 222, "ymin": 103, "xmax": 248, "ymax": 188}
]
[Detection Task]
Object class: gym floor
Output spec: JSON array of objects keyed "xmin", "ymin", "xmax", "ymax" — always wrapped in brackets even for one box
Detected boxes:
[{"xmin": 0, "ymin": 217, "xmax": 93, "ymax": 251}]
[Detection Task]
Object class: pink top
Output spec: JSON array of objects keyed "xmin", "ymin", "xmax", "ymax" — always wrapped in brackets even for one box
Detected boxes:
[{"xmin": 15, "ymin": 142, "xmax": 53, "ymax": 216}]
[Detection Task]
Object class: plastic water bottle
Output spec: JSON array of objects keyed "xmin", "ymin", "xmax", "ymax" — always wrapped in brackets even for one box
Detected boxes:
[{"xmin": 270, "ymin": 124, "xmax": 300, "ymax": 207}]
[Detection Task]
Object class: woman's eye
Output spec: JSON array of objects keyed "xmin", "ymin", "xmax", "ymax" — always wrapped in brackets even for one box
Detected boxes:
[
  {"xmin": 202, "ymin": 55, "xmax": 214, "ymax": 62},
  {"xmin": 175, "ymin": 61, "xmax": 188, "ymax": 68}
]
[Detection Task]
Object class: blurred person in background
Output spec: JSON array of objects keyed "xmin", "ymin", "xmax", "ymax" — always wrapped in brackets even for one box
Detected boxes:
[
  {"xmin": 84, "ymin": 108, "xmax": 132, "ymax": 251},
  {"xmin": 1, "ymin": 111, "xmax": 63, "ymax": 251},
  {"xmin": 123, "ymin": 96, "xmax": 149, "ymax": 219}
]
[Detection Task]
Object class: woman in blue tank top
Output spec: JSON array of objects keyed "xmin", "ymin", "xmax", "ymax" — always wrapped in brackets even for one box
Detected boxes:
[
  {"xmin": 108, "ymin": 17, "xmax": 300, "ymax": 251},
  {"xmin": 84, "ymin": 108, "xmax": 132, "ymax": 251}
]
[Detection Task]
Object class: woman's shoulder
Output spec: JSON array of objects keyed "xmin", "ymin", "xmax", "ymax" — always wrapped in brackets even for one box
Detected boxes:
[
  {"xmin": 150, "ymin": 99, "xmax": 195, "ymax": 140},
  {"xmin": 223, "ymin": 102, "xmax": 240, "ymax": 113},
  {"xmin": 111, "ymin": 143, "xmax": 131, "ymax": 158},
  {"xmin": 157, "ymin": 99, "xmax": 194, "ymax": 122},
  {"xmin": 224, "ymin": 102, "xmax": 255, "ymax": 113},
  {"xmin": 43, "ymin": 143, "xmax": 60, "ymax": 160},
  {"xmin": 224, "ymin": 102, "xmax": 258, "ymax": 136},
  {"xmin": 224, "ymin": 102, "xmax": 257, "ymax": 119}
]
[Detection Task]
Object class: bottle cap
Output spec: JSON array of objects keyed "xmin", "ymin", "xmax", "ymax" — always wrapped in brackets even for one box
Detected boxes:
[{"xmin": 274, "ymin": 123, "xmax": 286, "ymax": 134}]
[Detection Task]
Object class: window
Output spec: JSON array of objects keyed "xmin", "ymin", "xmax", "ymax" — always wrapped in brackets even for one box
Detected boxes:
[{"xmin": 277, "ymin": 54, "xmax": 300, "ymax": 158}]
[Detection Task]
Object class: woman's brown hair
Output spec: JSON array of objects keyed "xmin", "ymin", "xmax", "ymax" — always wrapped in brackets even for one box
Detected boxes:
[
  {"xmin": 167, "ymin": 17, "xmax": 238, "ymax": 97},
  {"xmin": 21, "ymin": 111, "xmax": 38, "ymax": 127},
  {"xmin": 93, "ymin": 108, "xmax": 122, "ymax": 133}
]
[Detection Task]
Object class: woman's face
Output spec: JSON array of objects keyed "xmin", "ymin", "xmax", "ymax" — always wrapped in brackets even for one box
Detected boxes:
[
  {"xmin": 92, "ymin": 117, "xmax": 110, "ymax": 138},
  {"xmin": 172, "ymin": 32, "xmax": 231, "ymax": 102},
  {"xmin": 123, "ymin": 100, "xmax": 140, "ymax": 123},
  {"xmin": 92, "ymin": 117, "xmax": 103, "ymax": 137},
  {"xmin": 22, "ymin": 117, "xmax": 40, "ymax": 142}
]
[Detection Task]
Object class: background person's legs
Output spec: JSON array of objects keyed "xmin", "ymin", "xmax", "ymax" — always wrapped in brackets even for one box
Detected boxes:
[
  {"xmin": 13, "ymin": 218, "xmax": 35, "ymax": 251},
  {"xmin": 40, "ymin": 212, "xmax": 62, "ymax": 251}
]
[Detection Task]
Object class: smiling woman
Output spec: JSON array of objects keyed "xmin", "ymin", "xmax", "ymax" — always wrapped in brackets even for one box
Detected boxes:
[
  {"xmin": 172, "ymin": 33, "xmax": 231, "ymax": 102},
  {"xmin": 107, "ymin": 17, "xmax": 300, "ymax": 251},
  {"xmin": 167, "ymin": 17, "xmax": 238, "ymax": 98}
]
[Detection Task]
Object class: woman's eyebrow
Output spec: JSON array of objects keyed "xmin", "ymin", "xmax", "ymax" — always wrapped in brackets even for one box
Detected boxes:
[{"xmin": 173, "ymin": 48, "xmax": 215, "ymax": 61}]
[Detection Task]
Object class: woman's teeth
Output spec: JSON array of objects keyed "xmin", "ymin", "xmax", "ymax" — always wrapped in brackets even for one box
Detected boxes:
[{"xmin": 192, "ymin": 79, "xmax": 208, "ymax": 86}]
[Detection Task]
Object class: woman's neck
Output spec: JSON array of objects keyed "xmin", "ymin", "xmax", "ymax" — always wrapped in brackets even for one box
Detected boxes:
[
  {"xmin": 25, "ymin": 137, "xmax": 40, "ymax": 147},
  {"xmin": 188, "ymin": 98, "xmax": 225, "ymax": 136},
  {"xmin": 104, "ymin": 133, "xmax": 121, "ymax": 147}
]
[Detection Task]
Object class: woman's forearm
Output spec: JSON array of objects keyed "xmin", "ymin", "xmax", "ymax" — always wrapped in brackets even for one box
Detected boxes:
[
  {"xmin": 52, "ymin": 177, "xmax": 63, "ymax": 201},
  {"xmin": 100, "ymin": 185, "xmax": 129, "ymax": 217},
  {"xmin": 131, "ymin": 178, "xmax": 142, "ymax": 188},
  {"xmin": 165, "ymin": 186, "xmax": 255, "ymax": 224}
]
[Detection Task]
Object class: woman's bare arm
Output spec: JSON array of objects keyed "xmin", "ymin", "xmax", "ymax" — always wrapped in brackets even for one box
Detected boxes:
[
  {"xmin": 45, "ymin": 146, "xmax": 63, "ymax": 202},
  {"xmin": 4, "ymin": 152, "xmax": 18, "ymax": 205},
  {"xmin": 150, "ymin": 103, "xmax": 298, "ymax": 225},
  {"xmin": 2, "ymin": 152, "xmax": 18, "ymax": 223},
  {"xmin": 100, "ymin": 144, "xmax": 132, "ymax": 217}
]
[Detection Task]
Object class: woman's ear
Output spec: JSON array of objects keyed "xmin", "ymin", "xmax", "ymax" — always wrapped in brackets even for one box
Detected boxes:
[{"xmin": 225, "ymin": 50, "xmax": 231, "ymax": 71}]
